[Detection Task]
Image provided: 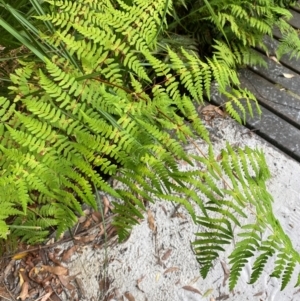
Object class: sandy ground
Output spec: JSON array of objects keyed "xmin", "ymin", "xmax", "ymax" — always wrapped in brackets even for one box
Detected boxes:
[{"xmin": 61, "ymin": 116, "xmax": 300, "ymax": 301}]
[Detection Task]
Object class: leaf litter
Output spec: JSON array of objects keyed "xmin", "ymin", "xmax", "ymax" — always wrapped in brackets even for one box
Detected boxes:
[
  {"xmin": 282, "ymin": 73, "xmax": 295, "ymax": 78},
  {"xmin": 220, "ymin": 261, "xmax": 230, "ymax": 286},
  {"xmin": 147, "ymin": 209, "xmax": 156, "ymax": 232},
  {"xmin": 124, "ymin": 291, "xmax": 135, "ymax": 301},
  {"xmin": 0, "ymin": 200, "xmax": 116, "ymax": 301},
  {"xmin": 182, "ymin": 285, "xmax": 202, "ymax": 295},
  {"xmin": 161, "ymin": 248, "xmax": 172, "ymax": 261},
  {"xmin": 163, "ymin": 266, "xmax": 180, "ymax": 274}
]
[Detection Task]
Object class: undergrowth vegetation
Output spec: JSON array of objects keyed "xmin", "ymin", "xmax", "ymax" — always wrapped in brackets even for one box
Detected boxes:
[{"xmin": 0, "ymin": 0, "xmax": 300, "ymax": 290}]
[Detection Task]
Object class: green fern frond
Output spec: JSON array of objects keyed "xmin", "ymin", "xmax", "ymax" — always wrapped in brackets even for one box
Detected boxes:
[
  {"xmin": 193, "ymin": 216, "xmax": 233, "ymax": 277},
  {"xmin": 229, "ymin": 229, "xmax": 261, "ymax": 289},
  {"xmin": 276, "ymin": 19, "xmax": 300, "ymax": 60}
]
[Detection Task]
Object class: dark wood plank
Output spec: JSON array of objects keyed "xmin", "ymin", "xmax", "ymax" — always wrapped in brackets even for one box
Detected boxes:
[
  {"xmin": 292, "ymin": 1, "xmax": 300, "ymax": 13},
  {"xmin": 239, "ymin": 68, "xmax": 300, "ymax": 128},
  {"xmin": 209, "ymin": 5, "xmax": 300, "ymax": 162},
  {"xmin": 211, "ymin": 85, "xmax": 300, "ymax": 161},
  {"xmin": 249, "ymin": 50, "xmax": 300, "ymax": 94},
  {"xmin": 273, "ymin": 7, "xmax": 300, "ymax": 38},
  {"xmin": 289, "ymin": 9, "xmax": 300, "ymax": 29},
  {"xmin": 273, "ymin": 26, "xmax": 283, "ymax": 39},
  {"xmin": 239, "ymin": 69, "xmax": 300, "ymax": 129},
  {"xmin": 261, "ymin": 35, "xmax": 300, "ymax": 73}
]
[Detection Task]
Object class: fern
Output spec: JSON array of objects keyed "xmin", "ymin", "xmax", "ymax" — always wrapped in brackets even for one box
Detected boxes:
[
  {"xmin": 276, "ymin": 18, "xmax": 300, "ymax": 59},
  {"xmin": 249, "ymin": 239, "xmax": 277, "ymax": 284},
  {"xmin": 0, "ymin": 0, "xmax": 299, "ymax": 291},
  {"xmin": 229, "ymin": 228, "xmax": 261, "ymax": 290},
  {"xmin": 191, "ymin": 143, "xmax": 300, "ymax": 289}
]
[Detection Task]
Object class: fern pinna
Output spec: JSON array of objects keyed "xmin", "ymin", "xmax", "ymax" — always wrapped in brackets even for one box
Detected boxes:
[{"xmin": 0, "ymin": 0, "xmax": 300, "ymax": 291}]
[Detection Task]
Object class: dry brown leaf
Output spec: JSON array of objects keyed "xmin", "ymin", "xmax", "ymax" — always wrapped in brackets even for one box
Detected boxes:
[
  {"xmin": 4, "ymin": 259, "xmax": 15, "ymax": 279},
  {"xmin": 189, "ymin": 276, "xmax": 201, "ymax": 285},
  {"xmin": 18, "ymin": 282, "xmax": 29, "ymax": 300},
  {"xmin": 253, "ymin": 291, "xmax": 264, "ymax": 297},
  {"xmin": 0, "ymin": 286, "xmax": 11, "ymax": 299},
  {"xmin": 74, "ymin": 234, "xmax": 97, "ymax": 243},
  {"xmin": 216, "ymin": 294, "xmax": 230, "ymax": 300},
  {"xmin": 136, "ymin": 275, "xmax": 145, "ymax": 293},
  {"xmin": 29, "ymin": 267, "xmax": 43, "ymax": 283},
  {"xmin": 78, "ymin": 215, "xmax": 87, "ymax": 223},
  {"xmin": 99, "ymin": 277, "xmax": 110, "ymax": 291},
  {"xmin": 216, "ymin": 153, "xmax": 223, "ymax": 161},
  {"xmin": 48, "ymin": 252, "xmax": 61, "ymax": 265},
  {"xmin": 124, "ymin": 291, "xmax": 135, "ymax": 301},
  {"xmin": 163, "ymin": 267, "xmax": 179, "ymax": 274},
  {"xmin": 19, "ymin": 269, "xmax": 25, "ymax": 287},
  {"xmin": 269, "ymin": 56, "xmax": 280, "ymax": 64},
  {"xmin": 98, "ymin": 223, "xmax": 105, "ymax": 236},
  {"xmin": 46, "ymin": 238, "xmax": 55, "ymax": 245},
  {"xmin": 103, "ymin": 195, "xmax": 110, "ymax": 207},
  {"xmin": 220, "ymin": 261, "xmax": 230, "ymax": 287},
  {"xmin": 161, "ymin": 249, "xmax": 172, "ymax": 261},
  {"xmin": 147, "ymin": 209, "xmax": 156, "ymax": 232},
  {"xmin": 200, "ymin": 105, "xmax": 224, "ymax": 117},
  {"xmin": 201, "ymin": 104, "xmax": 215, "ymax": 112},
  {"xmin": 92, "ymin": 211, "xmax": 102, "ymax": 222},
  {"xmin": 40, "ymin": 291, "xmax": 53, "ymax": 301},
  {"xmin": 83, "ymin": 208, "xmax": 90, "ymax": 215},
  {"xmin": 82, "ymin": 217, "xmax": 92, "ymax": 229},
  {"xmin": 182, "ymin": 285, "xmax": 202, "ymax": 295},
  {"xmin": 84, "ymin": 208, "xmax": 90, "ymax": 215},
  {"xmin": 214, "ymin": 106, "xmax": 225, "ymax": 117},
  {"xmin": 75, "ymin": 277, "xmax": 86, "ymax": 298},
  {"xmin": 24, "ymin": 253, "xmax": 34, "ymax": 265},
  {"xmin": 282, "ymin": 73, "xmax": 295, "ymax": 78},
  {"xmin": 105, "ymin": 293, "xmax": 116, "ymax": 301},
  {"xmin": 58, "ymin": 275, "xmax": 75, "ymax": 290},
  {"xmin": 62, "ymin": 245, "xmax": 78, "ymax": 262},
  {"xmin": 42, "ymin": 291, "xmax": 60, "ymax": 301},
  {"xmin": 19, "ymin": 268, "xmax": 30, "ymax": 286},
  {"xmin": 106, "ymin": 288, "xmax": 122, "ymax": 301},
  {"xmin": 103, "ymin": 195, "xmax": 113, "ymax": 215},
  {"xmin": 137, "ymin": 275, "xmax": 145, "ymax": 285},
  {"xmin": 220, "ymin": 261, "xmax": 230, "ymax": 275},
  {"xmin": 68, "ymin": 273, "xmax": 80, "ymax": 281},
  {"xmin": 41, "ymin": 265, "xmax": 68, "ymax": 276},
  {"xmin": 172, "ymin": 212, "xmax": 186, "ymax": 219},
  {"xmin": 104, "ymin": 225, "xmax": 117, "ymax": 240},
  {"xmin": 13, "ymin": 252, "xmax": 28, "ymax": 260},
  {"xmin": 159, "ymin": 204, "xmax": 168, "ymax": 215}
]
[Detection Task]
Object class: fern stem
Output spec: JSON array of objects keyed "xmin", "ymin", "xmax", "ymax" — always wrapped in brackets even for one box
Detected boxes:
[{"xmin": 94, "ymin": 188, "xmax": 110, "ymax": 301}]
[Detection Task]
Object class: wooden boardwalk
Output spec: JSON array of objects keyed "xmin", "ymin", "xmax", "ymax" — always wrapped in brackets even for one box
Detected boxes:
[{"xmin": 212, "ymin": 3, "xmax": 300, "ymax": 162}]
